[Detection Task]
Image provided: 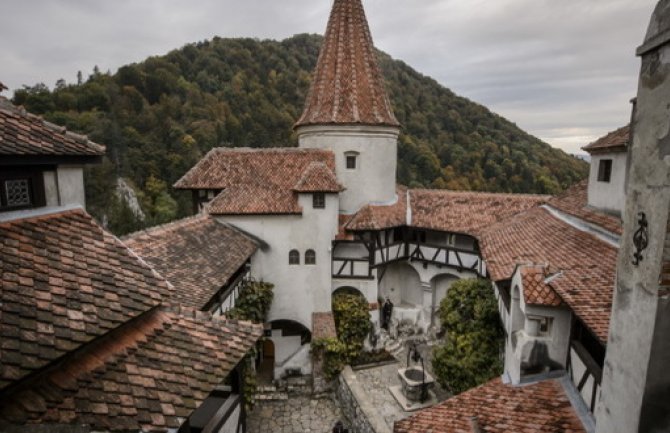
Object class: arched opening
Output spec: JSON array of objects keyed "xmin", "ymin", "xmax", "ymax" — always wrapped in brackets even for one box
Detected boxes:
[
  {"xmin": 305, "ymin": 249, "xmax": 316, "ymax": 265},
  {"xmin": 258, "ymin": 339, "xmax": 275, "ymax": 385},
  {"xmin": 289, "ymin": 249, "xmax": 300, "ymax": 265},
  {"xmin": 265, "ymin": 319, "xmax": 313, "ymax": 381},
  {"xmin": 333, "ymin": 286, "xmax": 366, "ymax": 301},
  {"xmin": 378, "ymin": 262, "xmax": 422, "ymax": 307}
]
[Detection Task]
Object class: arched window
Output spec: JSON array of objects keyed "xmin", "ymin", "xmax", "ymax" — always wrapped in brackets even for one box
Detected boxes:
[
  {"xmin": 289, "ymin": 250, "xmax": 300, "ymax": 265},
  {"xmin": 305, "ymin": 249, "xmax": 316, "ymax": 265}
]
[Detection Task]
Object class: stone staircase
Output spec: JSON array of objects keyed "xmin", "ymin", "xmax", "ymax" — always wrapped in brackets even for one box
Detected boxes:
[{"xmin": 255, "ymin": 375, "xmax": 313, "ymax": 401}]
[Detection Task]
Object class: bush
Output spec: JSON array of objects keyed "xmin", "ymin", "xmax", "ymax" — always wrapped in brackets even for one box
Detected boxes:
[{"xmin": 432, "ymin": 279, "xmax": 503, "ymax": 394}]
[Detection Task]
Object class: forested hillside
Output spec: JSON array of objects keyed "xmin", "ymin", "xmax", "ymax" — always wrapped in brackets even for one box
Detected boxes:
[{"xmin": 12, "ymin": 34, "xmax": 588, "ymax": 234}]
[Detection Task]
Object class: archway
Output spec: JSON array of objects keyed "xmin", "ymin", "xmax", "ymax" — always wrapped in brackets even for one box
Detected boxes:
[
  {"xmin": 258, "ymin": 339, "xmax": 275, "ymax": 385},
  {"xmin": 333, "ymin": 286, "xmax": 366, "ymax": 301},
  {"xmin": 266, "ymin": 320, "xmax": 312, "ymax": 380},
  {"xmin": 378, "ymin": 262, "xmax": 422, "ymax": 307}
]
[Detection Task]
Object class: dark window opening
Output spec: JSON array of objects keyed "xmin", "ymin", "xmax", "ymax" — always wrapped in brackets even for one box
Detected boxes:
[
  {"xmin": 597, "ymin": 159, "xmax": 613, "ymax": 183},
  {"xmin": 305, "ymin": 249, "xmax": 316, "ymax": 265},
  {"xmin": 0, "ymin": 169, "xmax": 46, "ymax": 212},
  {"xmin": 313, "ymin": 192, "xmax": 325, "ymax": 209},
  {"xmin": 289, "ymin": 250, "xmax": 300, "ymax": 265},
  {"xmin": 346, "ymin": 155, "xmax": 357, "ymax": 169},
  {"xmin": 572, "ymin": 319, "xmax": 606, "ymax": 368}
]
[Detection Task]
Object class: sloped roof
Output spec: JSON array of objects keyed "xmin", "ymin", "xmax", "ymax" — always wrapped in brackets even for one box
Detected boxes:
[
  {"xmin": 582, "ymin": 125, "xmax": 630, "ymax": 154},
  {"xmin": 123, "ymin": 216, "xmax": 258, "ymax": 310},
  {"xmin": 394, "ymin": 377, "xmax": 586, "ymax": 433},
  {"xmin": 346, "ymin": 187, "xmax": 548, "ymax": 235},
  {"xmin": 547, "ymin": 180, "xmax": 622, "ymax": 235},
  {"xmin": 294, "ymin": 0, "xmax": 399, "ymax": 128},
  {"xmin": 174, "ymin": 148, "xmax": 337, "ymax": 215},
  {"xmin": 480, "ymin": 207, "xmax": 616, "ymax": 342},
  {"xmin": 409, "ymin": 189, "xmax": 549, "ymax": 235},
  {"xmin": 0, "ymin": 208, "xmax": 172, "ymax": 390},
  {"xmin": 0, "ymin": 306, "xmax": 262, "ymax": 432},
  {"xmin": 346, "ymin": 186, "xmax": 407, "ymax": 231},
  {"xmin": 0, "ymin": 97, "xmax": 105, "ymax": 157},
  {"xmin": 520, "ymin": 265, "xmax": 564, "ymax": 308},
  {"xmin": 293, "ymin": 162, "xmax": 344, "ymax": 193}
]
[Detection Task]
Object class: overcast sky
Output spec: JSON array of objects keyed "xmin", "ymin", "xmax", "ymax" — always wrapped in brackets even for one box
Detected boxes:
[{"xmin": 0, "ymin": 0, "xmax": 657, "ymax": 154}]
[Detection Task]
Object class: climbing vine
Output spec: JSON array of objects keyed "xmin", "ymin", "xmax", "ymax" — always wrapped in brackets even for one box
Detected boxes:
[
  {"xmin": 226, "ymin": 280, "xmax": 274, "ymax": 410},
  {"xmin": 226, "ymin": 280, "xmax": 274, "ymax": 323},
  {"xmin": 313, "ymin": 291, "xmax": 371, "ymax": 380}
]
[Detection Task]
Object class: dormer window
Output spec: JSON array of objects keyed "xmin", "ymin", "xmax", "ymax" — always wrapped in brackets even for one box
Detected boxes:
[
  {"xmin": 345, "ymin": 151, "xmax": 359, "ymax": 170},
  {"xmin": 313, "ymin": 193, "xmax": 326, "ymax": 209},
  {"xmin": 597, "ymin": 159, "xmax": 613, "ymax": 183}
]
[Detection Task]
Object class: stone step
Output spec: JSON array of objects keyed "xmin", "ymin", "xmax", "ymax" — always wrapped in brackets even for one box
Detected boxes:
[{"xmin": 255, "ymin": 392, "xmax": 289, "ymax": 401}]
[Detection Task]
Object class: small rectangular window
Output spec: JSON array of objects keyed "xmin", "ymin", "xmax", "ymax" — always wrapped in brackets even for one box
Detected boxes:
[
  {"xmin": 5, "ymin": 179, "xmax": 31, "ymax": 207},
  {"xmin": 597, "ymin": 159, "xmax": 613, "ymax": 183},
  {"xmin": 313, "ymin": 193, "xmax": 326, "ymax": 209},
  {"xmin": 346, "ymin": 155, "xmax": 357, "ymax": 170}
]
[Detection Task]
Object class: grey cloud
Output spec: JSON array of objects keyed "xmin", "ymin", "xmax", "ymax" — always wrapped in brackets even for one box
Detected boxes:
[{"xmin": 0, "ymin": 0, "xmax": 659, "ymax": 154}]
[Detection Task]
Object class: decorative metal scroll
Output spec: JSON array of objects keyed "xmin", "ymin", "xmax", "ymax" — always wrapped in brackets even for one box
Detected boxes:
[{"xmin": 632, "ymin": 212, "xmax": 649, "ymax": 266}]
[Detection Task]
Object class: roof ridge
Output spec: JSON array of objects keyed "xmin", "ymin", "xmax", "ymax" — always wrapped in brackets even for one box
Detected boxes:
[{"xmin": 410, "ymin": 188, "xmax": 552, "ymax": 199}]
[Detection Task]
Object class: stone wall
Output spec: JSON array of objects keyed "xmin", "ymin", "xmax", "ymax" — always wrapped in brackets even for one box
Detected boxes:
[{"xmin": 336, "ymin": 366, "xmax": 392, "ymax": 433}]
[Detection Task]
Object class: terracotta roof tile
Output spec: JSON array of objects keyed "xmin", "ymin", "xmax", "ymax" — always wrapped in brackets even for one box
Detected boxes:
[
  {"xmin": 293, "ymin": 162, "xmax": 344, "ymax": 193},
  {"xmin": 394, "ymin": 377, "xmax": 586, "ymax": 433},
  {"xmin": 582, "ymin": 125, "xmax": 630, "ymax": 153},
  {"xmin": 0, "ymin": 306, "xmax": 263, "ymax": 432},
  {"xmin": 123, "ymin": 216, "xmax": 257, "ymax": 310},
  {"xmin": 548, "ymin": 180, "xmax": 622, "ymax": 235},
  {"xmin": 0, "ymin": 97, "xmax": 105, "ymax": 157},
  {"xmin": 312, "ymin": 312, "xmax": 337, "ymax": 339},
  {"xmin": 409, "ymin": 189, "xmax": 548, "ymax": 235},
  {"xmin": 174, "ymin": 148, "xmax": 337, "ymax": 215},
  {"xmin": 480, "ymin": 207, "xmax": 616, "ymax": 342},
  {"xmin": 295, "ymin": 0, "xmax": 399, "ymax": 128},
  {"xmin": 346, "ymin": 186, "xmax": 407, "ymax": 231},
  {"xmin": 520, "ymin": 265, "xmax": 564, "ymax": 307},
  {"xmin": 0, "ymin": 208, "xmax": 171, "ymax": 390}
]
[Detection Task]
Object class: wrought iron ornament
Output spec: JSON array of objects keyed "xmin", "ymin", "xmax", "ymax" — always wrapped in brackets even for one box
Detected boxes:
[{"xmin": 632, "ymin": 212, "xmax": 649, "ymax": 266}]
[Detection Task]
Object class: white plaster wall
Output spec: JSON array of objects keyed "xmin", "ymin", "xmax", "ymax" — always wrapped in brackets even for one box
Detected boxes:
[
  {"xmin": 220, "ymin": 404, "xmax": 241, "ymax": 433},
  {"xmin": 297, "ymin": 125, "xmax": 399, "ymax": 214},
  {"xmin": 521, "ymin": 303, "xmax": 572, "ymax": 370},
  {"xmin": 332, "ymin": 277, "xmax": 378, "ymax": 305},
  {"xmin": 219, "ymin": 193, "xmax": 339, "ymax": 330},
  {"xmin": 43, "ymin": 170, "xmax": 59, "ymax": 207},
  {"xmin": 56, "ymin": 166, "xmax": 86, "ymax": 208},
  {"xmin": 587, "ymin": 152, "xmax": 627, "ymax": 214},
  {"xmin": 570, "ymin": 347, "xmax": 600, "ymax": 410}
]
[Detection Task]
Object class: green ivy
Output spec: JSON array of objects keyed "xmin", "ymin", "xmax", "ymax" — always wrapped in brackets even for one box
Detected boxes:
[
  {"xmin": 227, "ymin": 280, "xmax": 274, "ymax": 323},
  {"xmin": 313, "ymin": 292, "xmax": 371, "ymax": 379},
  {"xmin": 431, "ymin": 279, "xmax": 504, "ymax": 394}
]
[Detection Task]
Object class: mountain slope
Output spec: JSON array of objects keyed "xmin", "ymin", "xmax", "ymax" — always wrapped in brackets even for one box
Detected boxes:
[{"xmin": 12, "ymin": 34, "xmax": 588, "ymax": 234}]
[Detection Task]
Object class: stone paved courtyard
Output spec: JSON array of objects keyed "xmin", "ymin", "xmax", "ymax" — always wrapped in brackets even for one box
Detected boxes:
[
  {"xmin": 247, "ymin": 396, "xmax": 344, "ymax": 433},
  {"xmin": 354, "ymin": 341, "xmax": 451, "ymax": 429}
]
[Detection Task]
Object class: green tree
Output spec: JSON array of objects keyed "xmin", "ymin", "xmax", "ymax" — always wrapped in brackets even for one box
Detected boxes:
[{"xmin": 432, "ymin": 279, "xmax": 503, "ymax": 394}]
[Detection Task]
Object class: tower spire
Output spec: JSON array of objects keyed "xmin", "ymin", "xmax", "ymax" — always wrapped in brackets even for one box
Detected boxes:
[{"xmin": 295, "ymin": 0, "xmax": 399, "ymax": 128}]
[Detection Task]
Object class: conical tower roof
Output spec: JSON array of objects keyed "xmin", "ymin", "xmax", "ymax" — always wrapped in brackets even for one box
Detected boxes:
[{"xmin": 295, "ymin": 0, "xmax": 400, "ymax": 129}]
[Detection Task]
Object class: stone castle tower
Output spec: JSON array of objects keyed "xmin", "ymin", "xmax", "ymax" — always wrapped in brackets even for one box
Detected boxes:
[{"xmin": 295, "ymin": 0, "xmax": 400, "ymax": 214}]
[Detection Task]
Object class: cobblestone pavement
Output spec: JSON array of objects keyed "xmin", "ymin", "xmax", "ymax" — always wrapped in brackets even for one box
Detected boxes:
[
  {"xmin": 247, "ymin": 396, "xmax": 344, "ymax": 433},
  {"xmin": 355, "ymin": 342, "xmax": 451, "ymax": 429}
]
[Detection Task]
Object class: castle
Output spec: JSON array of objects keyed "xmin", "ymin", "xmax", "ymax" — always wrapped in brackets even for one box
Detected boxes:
[{"xmin": 0, "ymin": 0, "xmax": 668, "ymax": 432}]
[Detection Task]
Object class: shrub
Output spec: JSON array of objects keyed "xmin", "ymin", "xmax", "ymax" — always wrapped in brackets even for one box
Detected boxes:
[
  {"xmin": 227, "ymin": 280, "xmax": 274, "ymax": 323},
  {"xmin": 432, "ymin": 279, "xmax": 503, "ymax": 395}
]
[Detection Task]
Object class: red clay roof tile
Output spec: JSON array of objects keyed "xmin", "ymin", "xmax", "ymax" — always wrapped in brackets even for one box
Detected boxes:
[
  {"xmin": 0, "ymin": 97, "xmax": 105, "ymax": 157},
  {"xmin": 394, "ymin": 377, "xmax": 586, "ymax": 433},
  {"xmin": 520, "ymin": 265, "xmax": 564, "ymax": 307},
  {"xmin": 174, "ymin": 148, "xmax": 337, "ymax": 215},
  {"xmin": 480, "ymin": 207, "xmax": 616, "ymax": 342},
  {"xmin": 582, "ymin": 125, "xmax": 630, "ymax": 153},
  {"xmin": 295, "ymin": 0, "xmax": 399, "ymax": 128},
  {"xmin": 0, "ymin": 208, "xmax": 172, "ymax": 390},
  {"xmin": 293, "ymin": 161, "xmax": 344, "ymax": 193},
  {"xmin": 0, "ymin": 306, "xmax": 263, "ymax": 432},
  {"xmin": 123, "ymin": 216, "xmax": 257, "ymax": 310},
  {"xmin": 547, "ymin": 180, "xmax": 622, "ymax": 235}
]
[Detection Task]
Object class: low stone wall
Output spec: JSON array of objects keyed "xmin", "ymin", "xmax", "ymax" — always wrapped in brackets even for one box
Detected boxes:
[{"xmin": 336, "ymin": 366, "xmax": 392, "ymax": 433}]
